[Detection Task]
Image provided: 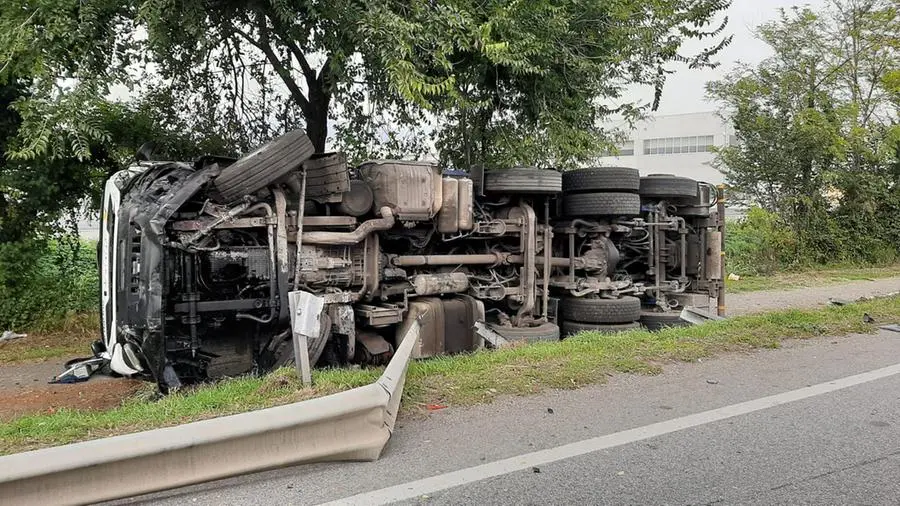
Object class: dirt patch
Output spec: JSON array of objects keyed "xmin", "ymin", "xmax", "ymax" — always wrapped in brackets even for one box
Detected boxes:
[
  {"xmin": 0, "ymin": 359, "xmax": 144, "ymax": 421},
  {"xmin": 0, "ymin": 380, "xmax": 144, "ymax": 421}
]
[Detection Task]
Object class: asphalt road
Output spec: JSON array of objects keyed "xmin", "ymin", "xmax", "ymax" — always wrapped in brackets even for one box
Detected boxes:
[{"xmin": 115, "ymin": 328, "xmax": 900, "ymax": 506}]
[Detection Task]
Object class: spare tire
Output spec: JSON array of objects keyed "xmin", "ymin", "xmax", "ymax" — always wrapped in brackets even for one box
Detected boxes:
[
  {"xmin": 483, "ymin": 167, "xmax": 562, "ymax": 194},
  {"xmin": 639, "ymin": 174, "xmax": 699, "ymax": 202},
  {"xmin": 559, "ymin": 296, "xmax": 641, "ymax": 324},
  {"xmin": 562, "ymin": 167, "xmax": 640, "ymax": 193},
  {"xmin": 561, "ymin": 321, "xmax": 640, "ymax": 337},
  {"xmin": 563, "ymin": 192, "xmax": 641, "ymax": 217},
  {"xmin": 213, "ymin": 130, "xmax": 315, "ymax": 203}
]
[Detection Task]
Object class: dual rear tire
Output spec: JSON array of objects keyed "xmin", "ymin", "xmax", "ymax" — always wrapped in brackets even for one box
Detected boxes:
[
  {"xmin": 562, "ymin": 167, "xmax": 641, "ymax": 217},
  {"xmin": 560, "ymin": 167, "xmax": 643, "ymax": 335}
]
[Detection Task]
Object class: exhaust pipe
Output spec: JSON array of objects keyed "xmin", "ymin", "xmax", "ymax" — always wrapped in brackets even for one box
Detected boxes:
[{"xmin": 301, "ymin": 207, "xmax": 395, "ymax": 245}]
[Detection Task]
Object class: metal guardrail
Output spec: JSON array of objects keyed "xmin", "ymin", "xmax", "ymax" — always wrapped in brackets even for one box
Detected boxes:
[{"xmin": 0, "ymin": 323, "xmax": 420, "ymax": 506}]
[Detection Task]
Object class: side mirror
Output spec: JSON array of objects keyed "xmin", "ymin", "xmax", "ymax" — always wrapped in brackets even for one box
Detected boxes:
[{"xmin": 135, "ymin": 142, "xmax": 156, "ymax": 162}]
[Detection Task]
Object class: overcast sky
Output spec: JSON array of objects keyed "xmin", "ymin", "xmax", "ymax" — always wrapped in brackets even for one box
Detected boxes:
[{"xmin": 630, "ymin": 0, "xmax": 828, "ymax": 115}]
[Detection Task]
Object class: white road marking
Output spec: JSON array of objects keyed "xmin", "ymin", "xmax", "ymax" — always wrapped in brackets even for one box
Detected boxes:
[{"xmin": 320, "ymin": 362, "xmax": 900, "ymax": 506}]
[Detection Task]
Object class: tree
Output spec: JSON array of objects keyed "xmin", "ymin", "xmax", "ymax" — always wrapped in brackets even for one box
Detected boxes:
[
  {"xmin": 3, "ymin": 1, "xmax": 732, "ymax": 160},
  {"xmin": 0, "ymin": 0, "xmax": 733, "ymax": 249},
  {"xmin": 707, "ymin": 1, "xmax": 899, "ymax": 264},
  {"xmin": 365, "ymin": 0, "xmax": 734, "ymax": 168}
]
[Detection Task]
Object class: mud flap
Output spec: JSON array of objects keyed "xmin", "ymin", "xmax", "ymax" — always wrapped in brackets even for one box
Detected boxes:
[
  {"xmin": 679, "ymin": 306, "xmax": 725, "ymax": 325},
  {"xmin": 474, "ymin": 321, "xmax": 510, "ymax": 349}
]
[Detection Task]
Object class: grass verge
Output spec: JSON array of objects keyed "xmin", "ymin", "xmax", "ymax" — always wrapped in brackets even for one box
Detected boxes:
[
  {"xmin": 725, "ymin": 264, "xmax": 900, "ymax": 293},
  {"xmin": 0, "ymin": 312, "xmax": 98, "ymax": 364},
  {"xmin": 2, "ymin": 296, "xmax": 900, "ymax": 455}
]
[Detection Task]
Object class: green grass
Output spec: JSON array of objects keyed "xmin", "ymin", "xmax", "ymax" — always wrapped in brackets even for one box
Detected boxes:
[
  {"xmin": 3, "ymin": 295, "xmax": 899, "ymax": 455},
  {"xmin": 725, "ymin": 264, "xmax": 900, "ymax": 293}
]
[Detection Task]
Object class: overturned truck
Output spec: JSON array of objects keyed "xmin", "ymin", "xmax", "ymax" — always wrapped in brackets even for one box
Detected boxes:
[{"xmin": 94, "ymin": 131, "xmax": 724, "ymax": 391}]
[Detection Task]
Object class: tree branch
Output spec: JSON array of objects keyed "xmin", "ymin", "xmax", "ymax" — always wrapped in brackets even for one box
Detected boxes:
[
  {"xmin": 318, "ymin": 56, "xmax": 333, "ymax": 87},
  {"xmin": 263, "ymin": 12, "xmax": 320, "ymax": 89},
  {"xmin": 232, "ymin": 18, "xmax": 311, "ymax": 115},
  {"xmin": 277, "ymin": 31, "xmax": 317, "ymax": 82}
]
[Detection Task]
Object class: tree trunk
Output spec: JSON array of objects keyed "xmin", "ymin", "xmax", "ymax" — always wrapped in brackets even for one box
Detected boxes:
[{"xmin": 304, "ymin": 87, "xmax": 330, "ymax": 153}]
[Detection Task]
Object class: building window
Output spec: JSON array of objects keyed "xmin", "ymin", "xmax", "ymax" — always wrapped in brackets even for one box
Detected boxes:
[
  {"xmin": 617, "ymin": 140, "xmax": 634, "ymax": 156},
  {"xmin": 687, "ymin": 136, "xmax": 698, "ymax": 153},
  {"xmin": 642, "ymin": 135, "xmax": 717, "ymax": 155},
  {"xmin": 603, "ymin": 140, "xmax": 634, "ymax": 156}
]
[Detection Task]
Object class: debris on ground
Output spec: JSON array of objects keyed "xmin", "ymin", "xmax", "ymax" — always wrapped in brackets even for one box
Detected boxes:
[
  {"xmin": 858, "ymin": 292, "xmax": 899, "ymax": 302},
  {"xmin": 0, "ymin": 330, "xmax": 27, "ymax": 343},
  {"xmin": 49, "ymin": 357, "xmax": 106, "ymax": 384},
  {"xmin": 879, "ymin": 324, "xmax": 900, "ymax": 333},
  {"xmin": 728, "ymin": 273, "xmax": 741, "ymax": 281},
  {"xmin": 828, "ymin": 298, "xmax": 851, "ymax": 306},
  {"xmin": 547, "ymin": 407, "xmax": 554, "ymax": 414},
  {"xmin": 706, "ymin": 379, "xmax": 719, "ymax": 385},
  {"xmin": 863, "ymin": 313, "xmax": 877, "ymax": 323}
]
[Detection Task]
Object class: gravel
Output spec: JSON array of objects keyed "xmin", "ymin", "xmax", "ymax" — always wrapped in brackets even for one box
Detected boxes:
[{"xmin": 727, "ymin": 277, "xmax": 900, "ymax": 316}]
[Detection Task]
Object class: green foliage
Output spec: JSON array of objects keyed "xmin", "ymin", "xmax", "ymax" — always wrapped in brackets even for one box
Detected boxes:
[
  {"xmin": 725, "ymin": 208, "xmax": 801, "ymax": 275},
  {"xmin": 0, "ymin": 240, "xmax": 99, "ymax": 330},
  {"xmin": 4, "ymin": 0, "xmax": 733, "ymax": 166},
  {"xmin": 709, "ymin": 1, "xmax": 900, "ymax": 268},
  {"xmin": 726, "ymin": 207, "xmax": 898, "ymax": 276},
  {"xmin": 365, "ymin": 0, "xmax": 733, "ymax": 169}
]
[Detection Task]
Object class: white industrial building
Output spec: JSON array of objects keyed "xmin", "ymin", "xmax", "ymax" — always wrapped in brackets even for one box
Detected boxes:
[{"xmin": 596, "ymin": 111, "xmax": 735, "ymax": 185}]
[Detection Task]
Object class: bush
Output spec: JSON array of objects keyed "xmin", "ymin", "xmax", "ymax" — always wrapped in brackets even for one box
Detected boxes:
[
  {"xmin": 0, "ymin": 239, "xmax": 99, "ymax": 331},
  {"xmin": 725, "ymin": 207, "xmax": 803, "ymax": 275},
  {"xmin": 725, "ymin": 206, "xmax": 900, "ymax": 276}
]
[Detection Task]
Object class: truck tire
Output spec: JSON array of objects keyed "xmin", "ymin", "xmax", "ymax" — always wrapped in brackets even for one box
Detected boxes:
[
  {"xmin": 213, "ymin": 130, "xmax": 315, "ymax": 203},
  {"xmin": 561, "ymin": 321, "xmax": 640, "ymax": 337},
  {"xmin": 562, "ymin": 167, "xmax": 640, "ymax": 193},
  {"xmin": 271, "ymin": 315, "xmax": 332, "ymax": 368},
  {"xmin": 563, "ymin": 192, "xmax": 641, "ymax": 217},
  {"xmin": 488, "ymin": 322, "xmax": 560, "ymax": 343},
  {"xmin": 559, "ymin": 296, "xmax": 641, "ymax": 324},
  {"xmin": 639, "ymin": 311, "xmax": 689, "ymax": 331},
  {"xmin": 483, "ymin": 167, "xmax": 562, "ymax": 194},
  {"xmin": 639, "ymin": 175, "xmax": 699, "ymax": 202}
]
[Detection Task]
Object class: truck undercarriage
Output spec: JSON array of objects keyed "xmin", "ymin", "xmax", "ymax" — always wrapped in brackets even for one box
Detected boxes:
[{"xmin": 92, "ymin": 131, "xmax": 724, "ymax": 391}]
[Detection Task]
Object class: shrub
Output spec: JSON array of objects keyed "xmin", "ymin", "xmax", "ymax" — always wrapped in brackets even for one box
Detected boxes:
[
  {"xmin": 725, "ymin": 207, "xmax": 801, "ymax": 275},
  {"xmin": 725, "ymin": 205, "xmax": 900, "ymax": 276},
  {"xmin": 0, "ymin": 239, "xmax": 99, "ymax": 331}
]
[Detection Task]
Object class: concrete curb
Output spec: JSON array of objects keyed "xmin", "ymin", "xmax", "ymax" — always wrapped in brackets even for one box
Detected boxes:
[{"xmin": 0, "ymin": 326, "xmax": 419, "ymax": 506}]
